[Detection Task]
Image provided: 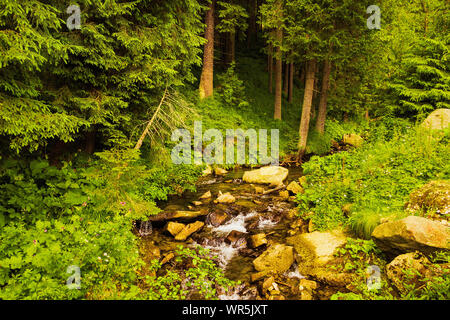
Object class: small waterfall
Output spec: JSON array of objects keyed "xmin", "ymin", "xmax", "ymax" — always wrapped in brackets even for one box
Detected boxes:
[{"xmin": 138, "ymin": 220, "xmax": 153, "ymax": 236}]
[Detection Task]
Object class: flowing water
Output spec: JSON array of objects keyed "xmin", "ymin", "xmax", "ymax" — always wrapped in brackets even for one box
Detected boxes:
[{"xmin": 141, "ymin": 166, "xmax": 309, "ymax": 299}]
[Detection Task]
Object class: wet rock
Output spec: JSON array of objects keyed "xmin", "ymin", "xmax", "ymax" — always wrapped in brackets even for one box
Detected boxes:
[
  {"xmin": 286, "ymin": 230, "xmax": 349, "ymax": 285},
  {"xmin": 254, "ymin": 186, "xmax": 265, "ymax": 194},
  {"xmin": 343, "ymin": 133, "xmax": 363, "ymax": 147},
  {"xmin": 286, "ymin": 208, "xmax": 298, "ymax": 219},
  {"xmin": 243, "ymin": 166, "xmax": 289, "ymax": 186},
  {"xmin": 299, "ymin": 279, "xmax": 318, "ymax": 291},
  {"xmin": 371, "ymin": 216, "xmax": 450, "ymax": 256},
  {"xmin": 386, "ymin": 251, "xmax": 440, "ymax": 295},
  {"xmin": 192, "ymin": 201, "xmax": 203, "ymax": 206},
  {"xmin": 421, "ymin": 108, "xmax": 450, "ymax": 130},
  {"xmin": 250, "ymin": 270, "xmax": 272, "ymax": 282},
  {"xmin": 286, "ymin": 181, "xmax": 303, "ymax": 194},
  {"xmin": 199, "ymin": 190, "xmax": 212, "ymax": 199},
  {"xmin": 206, "ymin": 211, "xmax": 229, "ymax": 227},
  {"xmin": 202, "ymin": 165, "xmax": 212, "ymax": 176},
  {"xmin": 262, "ymin": 276, "xmax": 275, "ymax": 292},
  {"xmin": 406, "ymin": 180, "xmax": 450, "ymax": 216},
  {"xmin": 175, "ymin": 221, "xmax": 204, "ymax": 241},
  {"xmin": 298, "ymin": 176, "xmax": 307, "ymax": 187},
  {"xmin": 278, "ymin": 190, "xmax": 290, "ymax": 200},
  {"xmin": 249, "ymin": 233, "xmax": 268, "ymax": 248},
  {"xmin": 225, "ymin": 230, "xmax": 247, "ymax": 248},
  {"xmin": 298, "ymin": 279, "xmax": 317, "ymax": 300},
  {"xmin": 165, "ymin": 222, "xmax": 185, "ymax": 236},
  {"xmin": 253, "ymin": 244, "xmax": 294, "ymax": 273},
  {"xmin": 287, "ymin": 230, "xmax": 347, "ymax": 265},
  {"xmin": 214, "ymin": 167, "xmax": 228, "ymax": 176},
  {"xmin": 215, "ymin": 191, "xmax": 236, "ymax": 204}
]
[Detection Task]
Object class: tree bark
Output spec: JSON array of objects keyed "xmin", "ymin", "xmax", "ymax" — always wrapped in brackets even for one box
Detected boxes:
[
  {"xmin": 273, "ymin": 28, "xmax": 282, "ymax": 119},
  {"xmin": 283, "ymin": 61, "xmax": 289, "ymax": 97},
  {"xmin": 315, "ymin": 58, "xmax": 331, "ymax": 134},
  {"xmin": 268, "ymin": 43, "xmax": 273, "ymax": 93},
  {"xmin": 230, "ymin": 32, "xmax": 236, "ymax": 63},
  {"xmin": 85, "ymin": 127, "xmax": 96, "ymax": 154},
  {"xmin": 288, "ymin": 62, "xmax": 294, "ymax": 103},
  {"xmin": 297, "ymin": 59, "xmax": 316, "ymax": 160},
  {"xmin": 199, "ymin": 0, "xmax": 215, "ymax": 99},
  {"xmin": 273, "ymin": 0, "xmax": 283, "ymax": 119},
  {"xmin": 247, "ymin": 0, "xmax": 257, "ymax": 48},
  {"xmin": 299, "ymin": 62, "xmax": 305, "ymax": 87}
]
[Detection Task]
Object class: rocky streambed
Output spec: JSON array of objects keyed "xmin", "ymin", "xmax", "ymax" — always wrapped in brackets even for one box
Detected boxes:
[
  {"xmin": 136, "ymin": 166, "xmax": 353, "ymax": 300},
  {"xmin": 136, "ymin": 166, "xmax": 450, "ymax": 300}
]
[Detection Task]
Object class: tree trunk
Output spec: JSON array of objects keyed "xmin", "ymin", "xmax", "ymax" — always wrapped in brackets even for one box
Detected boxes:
[
  {"xmin": 230, "ymin": 32, "xmax": 236, "ymax": 63},
  {"xmin": 273, "ymin": 0, "xmax": 283, "ymax": 119},
  {"xmin": 315, "ymin": 59, "xmax": 331, "ymax": 134},
  {"xmin": 247, "ymin": 0, "xmax": 257, "ymax": 48},
  {"xmin": 288, "ymin": 62, "xmax": 294, "ymax": 103},
  {"xmin": 85, "ymin": 127, "xmax": 96, "ymax": 154},
  {"xmin": 297, "ymin": 59, "xmax": 316, "ymax": 160},
  {"xmin": 283, "ymin": 61, "xmax": 289, "ymax": 97},
  {"xmin": 299, "ymin": 63, "xmax": 305, "ymax": 87},
  {"xmin": 268, "ymin": 43, "xmax": 273, "ymax": 93},
  {"xmin": 273, "ymin": 28, "xmax": 282, "ymax": 119},
  {"xmin": 199, "ymin": 0, "xmax": 215, "ymax": 99}
]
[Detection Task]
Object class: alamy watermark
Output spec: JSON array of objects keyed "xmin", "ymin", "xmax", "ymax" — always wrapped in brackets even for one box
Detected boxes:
[
  {"xmin": 366, "ymin": 265, "xmax": 381, "ymax": 290},
  {"xmin": 66, "ymin": 265, "xmax": 81, "ymax": 289},
  {"xmin": 67, "ymin": 5, "xmax": 81, "ymax": 30},
  {"xmin": 367, "ymin": 5, "xmax": 381, "ymax": 30},
  {"xmin": 171, "ymin": 121, "xmax": 279, "ymax": 165}
]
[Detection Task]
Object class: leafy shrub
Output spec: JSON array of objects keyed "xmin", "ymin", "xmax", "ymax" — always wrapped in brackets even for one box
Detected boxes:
[
  {"xmin": 297, "ymin": 122, "xmax": 450, "ymax": 235},
  {"xmin": 144, "ymin": 246, "xmax": 238, "ymax": 300},
  {"xmin": 216, "ymin": 62, "xmax": 249, "ymax": 110}
]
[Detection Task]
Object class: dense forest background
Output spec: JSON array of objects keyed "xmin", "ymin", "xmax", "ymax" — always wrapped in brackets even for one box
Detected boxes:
[{"xmin": 0, "ymin": 0, "xmax": 449, "ymax": 300}]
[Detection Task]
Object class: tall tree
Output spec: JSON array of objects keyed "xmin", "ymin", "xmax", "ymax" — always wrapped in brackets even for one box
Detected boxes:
[
  {"xmin": 217, "ymin": 1, "xmax": 248, "ymax": 64},
  {"xmin": 199, "ymin": 0, "xmax": 216, "ymax": 99},
  {"xmin": 297, "ymin": 59, "xmax": 316, "ymax": 159},
  {"xmin": 288, "ymin": 62, "xmax": 294, "ymax": 103},
  {"xmin": 315, "ymin": 57, "xmax": 331, "ymax": 133}
]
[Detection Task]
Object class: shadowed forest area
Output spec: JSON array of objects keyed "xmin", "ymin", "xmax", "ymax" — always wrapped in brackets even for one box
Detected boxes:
[{"xmin": 0, "ymin": 0, "xmax": 449, "ymax": 301}]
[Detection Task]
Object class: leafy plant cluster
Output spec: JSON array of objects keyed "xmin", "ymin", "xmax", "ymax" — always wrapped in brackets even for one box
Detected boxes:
[
  {"xmin": 144, "ymin": 246, "xmax": 238, "ymax": 300},
  {"xmin": 297, "ymin": 120, "xmax": 450, "ymax": 236},
  {"xmin": 329, "ymin": 238, "xmax": 394, "ymax": 300},
  {"xmin": 0, "ymin": 154, "xmax": 206, "ymax": 299}
]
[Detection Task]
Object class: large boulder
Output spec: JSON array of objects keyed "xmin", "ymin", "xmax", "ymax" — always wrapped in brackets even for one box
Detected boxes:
[
  {"xmin": 406, "ymin": 180, "xmax": 450, "ymax": 216},
  {"xmin": 386, "ymin": 252, "xmax": 441, "ymax": 295},
  {"xmin": 252, "ymin": 244, "xmax": 294, "ymax": 273},
  {"xmin": 287, "ymin": 230, "xmax": 347, "ymax": 265},
  {"xmin": 243, "ymin": 166, "xmax": 288, "ymax": 186},
  {"xmin": 206, "ymin": 211, "xmax": 229, "ymax": 227},
  {"xmin": 421, "ymin": 108, "xmax": 450, "ymax": 130},
  {"xmin": 286, "ymin": 230, "xmax": 351, "ymax": 287},
  {"xmin": 371, "ymin": 216, "xmax": 450, "ymax": 255}
]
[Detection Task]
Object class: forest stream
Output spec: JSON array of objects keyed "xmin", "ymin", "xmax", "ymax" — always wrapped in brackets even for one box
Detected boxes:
[{"xmin": 138, "ymin": 166, "xmax": 341, "ymax": 300}]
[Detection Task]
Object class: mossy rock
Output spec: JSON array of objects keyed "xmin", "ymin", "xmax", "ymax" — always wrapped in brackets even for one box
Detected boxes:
[{"xmin": 406, "ymin": 180, "xmax": 450, "ymax": 217}]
